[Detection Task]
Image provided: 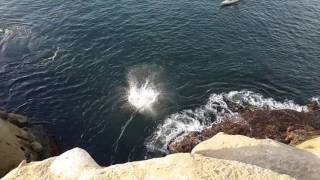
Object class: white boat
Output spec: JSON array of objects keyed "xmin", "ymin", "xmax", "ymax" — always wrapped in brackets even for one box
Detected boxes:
[{"xmin": 221, "ymin": 0, "xmax": 239, "ymax": 6}]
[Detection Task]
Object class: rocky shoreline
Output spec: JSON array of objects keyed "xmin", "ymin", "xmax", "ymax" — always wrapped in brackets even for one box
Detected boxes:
[
  {"xmin": 168, "ymin": 100, "xmax": 320, "ymax": 153},
  {"xmin": 0, "ymin": 108, "xmax": 59, "ymax": 177},
  {"xmin": 3, "ymin": 133, "xmax": 320, "ymax": 179},
  {"xmin": 1, "ymin": 101, "xmax": 320, "ymax": 179}
]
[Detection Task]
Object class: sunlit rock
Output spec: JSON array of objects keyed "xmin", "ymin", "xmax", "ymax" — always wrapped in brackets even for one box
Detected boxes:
[
  {"xmin": 192, "ymin": 133, "xmax": 320, "ymax": 180},
  {"xmin": 3, "ymin": 148, "xmax": 292, "ymax": 180}
]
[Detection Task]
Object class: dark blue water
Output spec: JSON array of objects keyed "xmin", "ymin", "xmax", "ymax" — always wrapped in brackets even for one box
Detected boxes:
[{"xmin": 0, "ymin": 0, "xmax": 320, "ymax": 165}]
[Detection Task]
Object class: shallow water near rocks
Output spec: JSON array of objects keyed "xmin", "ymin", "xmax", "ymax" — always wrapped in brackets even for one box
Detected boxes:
[{"xmin": 0, "ymin": 0, "xmax": 319, "ymax": 165}]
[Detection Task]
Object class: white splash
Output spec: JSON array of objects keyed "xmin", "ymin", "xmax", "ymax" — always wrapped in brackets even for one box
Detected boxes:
[{"xmin": 128, "ymin": 79, "xmax": 160, "ymax": 112}]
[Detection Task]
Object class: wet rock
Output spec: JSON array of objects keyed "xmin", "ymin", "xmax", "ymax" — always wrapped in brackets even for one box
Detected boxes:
[
  {"xmin": 307, "ymin": 100, "xmax": 320, "ymax": 111},
  {"xmin": 168, "ymin": 131, "xmax": 205, "ymax": 153},
  {"xmin": 19, "ymin": 129, "xmax": 30, "ymax": 140},
  {"xmin": 0, "ymin": 108, "xmax": 8, "ymax": 119},
  {"xmin": 169, "ymin": 109, "xmax": 320, "ymax": 153},
  {"xmin": 222, "ymin": 96, "xmax": 248, "ymax": 113},
  {"xmin": 7, "ymin": 113, "xmax": 28, "ymax": 127},
  {"xmin": 286, "ymin": 125, "xmax": 320, "ymax": 145}
]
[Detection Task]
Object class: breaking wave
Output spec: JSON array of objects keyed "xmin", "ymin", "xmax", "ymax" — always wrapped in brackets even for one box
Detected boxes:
[{"xmin": 146, "ymin": 90, "xmax": 310, "ymax": 153}]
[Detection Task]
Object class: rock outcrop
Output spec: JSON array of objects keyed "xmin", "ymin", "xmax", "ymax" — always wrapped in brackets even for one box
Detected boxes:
[
  {"xmin": 169, "ymin": 109, "xmax": 320, "ymax": 153},
  {"xmin": 5, "ymin": 133, "xmax": 320, "ymax": 180},
  {"xmin": 0, "ymin": 108, "xmax": 58, "ymax": 177},
  {"xmin": 3, "ymin": 148, "xmax": 292, "ymax": 180}
]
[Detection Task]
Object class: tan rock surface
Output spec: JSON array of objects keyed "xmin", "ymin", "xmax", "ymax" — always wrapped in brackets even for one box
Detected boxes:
[
  {"xmin": 3, "ymin": 148, "xmax": 292, "ymax": 180},
  {"xmin": 100, "ymin": 153, "xmax": 292, "ymax": 180},
  {"xmin": 296, "ymin": 136, "xmax": 320, "ymax": 156},
  {"xmin": 192, "ymin": 132, "xmax": 320, "ymax": 180}
]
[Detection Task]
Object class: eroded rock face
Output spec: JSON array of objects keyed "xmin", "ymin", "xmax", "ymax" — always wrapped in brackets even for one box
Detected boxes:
[
  {"xmin": 0, "ymin": 108, "xmax": 58, "ymax": 177},
  {"xmin": 169, "ymin": 109, "xmax": 320, "ymax": 153},
  {"xmin": 192, "ymin": 133, "xmax": 320, "ymax": 180},
  {"xmin": 3, "ymin": 148, "xmax": 293, "ymax": 180}
]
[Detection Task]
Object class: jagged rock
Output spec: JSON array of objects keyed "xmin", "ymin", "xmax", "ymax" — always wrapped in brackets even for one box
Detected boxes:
[
  {"xmin": 3, "ymin": 148, "xmax": 292, "ymax": 180},
  {"xmin": 307, "ymin": 101, "xmax": 320, "ymax": 111},
  {"xmin": 192, "ymin": 133, "xmax": 320, "ymax": 180},
  {"xmin": 168, "ymin": 131, "xmax": 206, "ymax": 153},
  {"xmin": 169, "ymin": 109, "xmax": 320, "ymax": 152},
  {"xmin": 286, "ymin": 126, "xmax": 320, "ymax": 145}
]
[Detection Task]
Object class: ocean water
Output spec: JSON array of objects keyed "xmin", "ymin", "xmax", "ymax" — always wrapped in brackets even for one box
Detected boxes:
[{"xmin": 0, "ymin": 0, "xmax": 319, "ymax": 165}]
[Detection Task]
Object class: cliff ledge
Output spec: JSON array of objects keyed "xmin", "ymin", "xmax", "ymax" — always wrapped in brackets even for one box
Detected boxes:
[{"xmin": 3, "ymin": 133, "xmax": 320, "ymax": 180}]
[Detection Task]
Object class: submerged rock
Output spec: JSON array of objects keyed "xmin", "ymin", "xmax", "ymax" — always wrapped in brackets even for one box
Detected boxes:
[
  {"xmin": 169, "ymin": 109, "xmax": 320, "ymax": 152},
  {"xmin": 0, "ymin": 108, "xmax": 58, "ymax": 177}
]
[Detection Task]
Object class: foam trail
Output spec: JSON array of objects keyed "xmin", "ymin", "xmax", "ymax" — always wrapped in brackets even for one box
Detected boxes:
[
  {"xmin": 39, "ymin": 47, "xmax": 61, "ymax": 66},
  {"xmin": 113, "ymin": 110, "xmax": 139, "ymax": 153}
]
